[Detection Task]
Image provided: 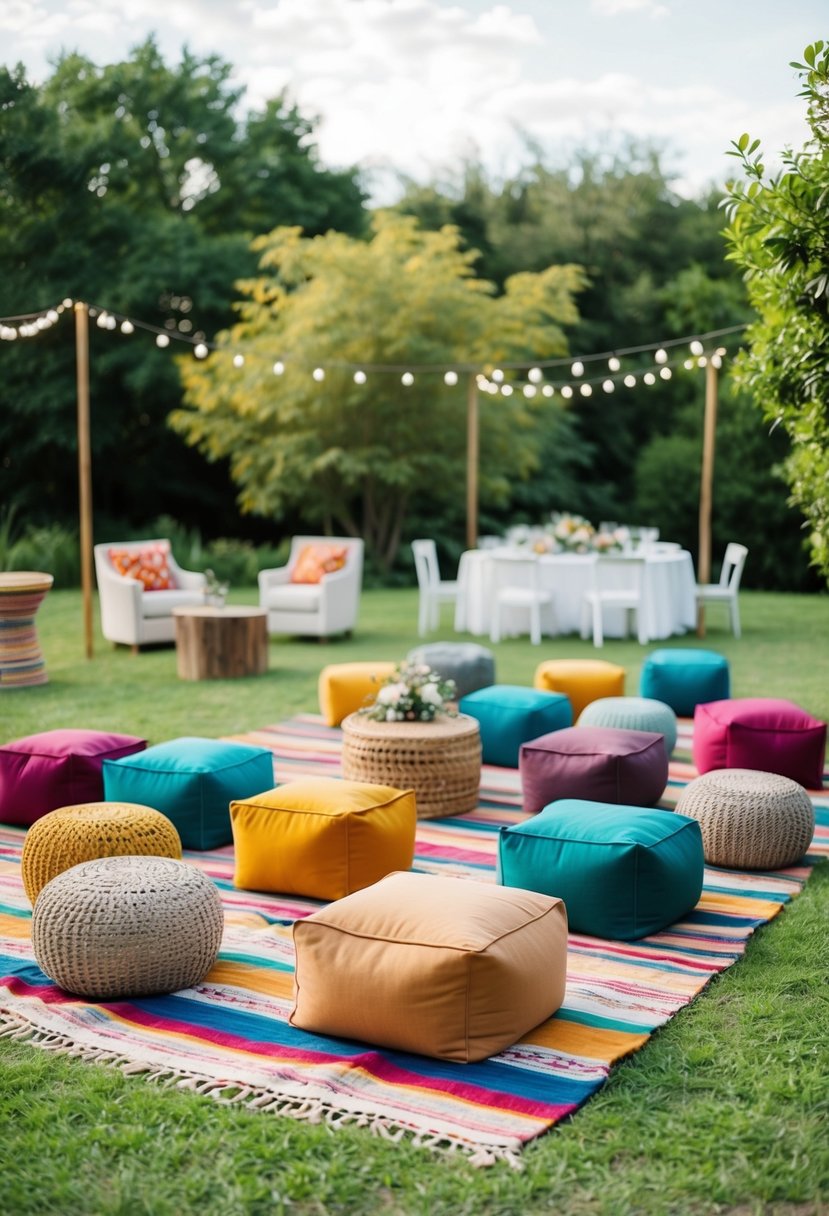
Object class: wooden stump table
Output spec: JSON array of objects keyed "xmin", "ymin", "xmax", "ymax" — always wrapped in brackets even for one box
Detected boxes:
[
  {"xmin": 173, "ymin": 606, "xmax": 268, "ymax": 680},
  {"xmin": 0, "ymin": 571, "xmax": 54, "ymax": 689},
  {"xmin": 340, "ymin": 712, "xmax": 481, "ymax": 819}
]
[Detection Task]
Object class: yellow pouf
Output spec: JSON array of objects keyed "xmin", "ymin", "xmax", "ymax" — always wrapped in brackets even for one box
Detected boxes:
[
  {"xmin": 21, "ymin": 802, "xmax": 182, "ymax": 904},
  {"xmin": 231, "ymin": 777, "xmax": 417, "ymax": 900},
  {"xmin": 534, "ymin": 659, "xmax": 626, "ymax": 720},
  {"xmin": 318, "ymin": 661, "xmax": 397, "ymax": 726}
]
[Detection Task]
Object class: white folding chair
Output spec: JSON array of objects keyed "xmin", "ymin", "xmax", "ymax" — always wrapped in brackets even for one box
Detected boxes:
[
  {"xmin": 411, "ymin": 539, "xmax": 458, "ymax": 636},
  {"xmin": 695, "ymin": 543, "xmax": 748, "ymax": 638},
  {"xmin": 580, "ymin": 555, "xmax": 648, "ymax": 647},
  {"xmin": 489, "ymin": 553, "xmax": 555, "ymax": 646}
]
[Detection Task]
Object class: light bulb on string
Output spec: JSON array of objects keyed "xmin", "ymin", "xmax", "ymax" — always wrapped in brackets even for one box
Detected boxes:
[
  {"xmin": 401, "ymin": 372, "xmax": 414, "ymax": 386},
  {"xmin": 690, "ymin": 339, "xmax": 704, "ymax": 356},
  {"xmin": 644, "ymin": 372, "xmax": 656, "ymax": 385},
  {"xmin": 603, "ymin": 379, "xmax": 615, "ymax": 393},
  {"xmin": 491, "ymin": 368, "xmax": 504, "ymax": 383},
  {"xmin": 608, "ymin": 356, "xmax": 621, "ymax": 372},
  {"xmin": 47, "ymin": 310, "xmax": 59, "ymax": 323},
  {"xmin": 624, "ymin": 374, "xmax": 636, "ymax": 388},
  {"xmin": 523, "ymin": 384, "xmax": 536, "ymax": 398},
  {"xmin": 62, "ymin": 298, "xmax": 73, "ymax": 308},
  {"xmin": 194, "ymin": 343, "xmax": 209, "ymax": 359},
  {"xmin": 156, "ymin": 333, "xmax": 170, "ymax": 348},
  {"xmin": 580, "ymin": 383, "xmax": 592, "ymax": 396},
  {"xmin": 683, "ymin": 358, "xmax": 694, "ymax": 370},
  {"xmin": 106, "ymin": 315, "xmax": 117, "ymax": 330},
  {"xmin": 711, "ymin": 355, "xmax": 722, "ymax": 369},
  {"xmin": 697, "ymin": 356, "xmax": 707, "ymax": 367},
  {"xmin": 353, "ymin": 369, "xmax": 367, "ymax": 385},
  {"xmin": 560, "ymin": 385, "xmax": 574, "ymax": 399},
  {"xmin": 542, "ymin": 385, "xmax": 555, "ymax": 397},
  {"xmin": 444, "ymin": 370, "xmax": 458, "ymax": 386},
  {"xmin": 120, "ymin": 320, "xmax": 134, "ymax": 335},
  {"xmin": 528, "ymin": 367, "xmax": 543, "ymax": 384},
  {"xmin": 312, "ymin": 367, "xmax": 325, "ymax": 382},
  {"xmin": 654, "ymin": 348, "xmax": 668, "ymax": 364},
  {"xmin": 273, "ymin": 360, "xmax": 284, "ymax": 375},
  {"xmin": 659, "ymin": 367, "xmax": 672, "ymax": 380},
  {"xmin": 232, "ymin": 354, "xmax": 245, "ymax": 369},
  {"xmin": 96, "ymin": 312, "xmax": 109, "ymax": 328},
  {"xmin": 571, "ymin": 361, "xmax": 584, "ymax": 377},
  {"xmin": 500, "ymin": 384, "xmax": 513, "ymax": 396}
]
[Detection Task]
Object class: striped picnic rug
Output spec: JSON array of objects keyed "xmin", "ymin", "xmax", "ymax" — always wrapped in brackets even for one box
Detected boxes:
[{"xmin": 1, "ymin": 716, "xmax": 827, "ymax": 1167}]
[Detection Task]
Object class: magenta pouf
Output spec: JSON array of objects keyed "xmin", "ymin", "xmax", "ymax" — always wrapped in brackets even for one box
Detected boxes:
[
  {"xmin": 693, "ymin": 699, "xmax": 826, "ymax": 790},
  {"xmin": 0, "ymin": 730, "xmax": 147, "ymax": 826},
  {"xmin": 519, "ymin": 726, "xmax": 669, "ymax": 816}
]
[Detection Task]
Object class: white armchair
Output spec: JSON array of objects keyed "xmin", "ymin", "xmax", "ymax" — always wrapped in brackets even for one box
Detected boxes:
[
  {"xmin": 94, "ymin": 539, "xmax": 207, "ymax": 649},
  {"xmin": 258, "ymin": 536, "xmax": 364, "ymax": 638}
]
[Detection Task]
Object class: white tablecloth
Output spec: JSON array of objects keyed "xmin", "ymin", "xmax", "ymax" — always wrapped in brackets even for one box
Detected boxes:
[{"xmin": 455, "ymin": 548, "xmax": 697, "ymax": 640}]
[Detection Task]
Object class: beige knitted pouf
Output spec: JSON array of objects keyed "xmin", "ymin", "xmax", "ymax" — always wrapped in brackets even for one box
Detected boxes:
[
  {"xmin": 22, "ymin": 801, "xmax": 182, "ymax": 904},
  {"xmin": 675, "ymin": 768, "xmax": 815, "ymax": 870},
  {"xmin": 32, "ymin": 855, "xmax": 224, "ymax": 999}
]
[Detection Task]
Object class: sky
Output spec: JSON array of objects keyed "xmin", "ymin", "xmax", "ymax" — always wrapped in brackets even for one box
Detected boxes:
[{"xmin": 2, "ymin": 0, "xmax": 826, "ymax": 201}]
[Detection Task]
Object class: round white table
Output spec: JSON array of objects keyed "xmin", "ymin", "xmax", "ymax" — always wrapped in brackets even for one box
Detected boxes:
[{"xmin": 455, "ymin": 547, "xmax": 696, "ymax": 641}]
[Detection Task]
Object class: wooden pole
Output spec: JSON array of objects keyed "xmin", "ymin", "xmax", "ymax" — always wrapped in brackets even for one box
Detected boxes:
[
  {"xmin": 466, "ymin": 374, "xmax": 479, "ymax": 551},
  {"xmin": 696, "ymin": 359, "xmax": 718, "ymax": 637},
  {"xmin": 75, "ymin": 302, "xmax": 94, "ymax": 659}
]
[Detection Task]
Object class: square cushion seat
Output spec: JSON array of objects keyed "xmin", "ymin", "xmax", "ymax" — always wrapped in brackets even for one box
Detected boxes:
[
  {"xmin": 498, "ymin": 799, "xmax": 704, "ymax": 940},
  {"xmin": 140, "ymin": 588, "xmax": 210, "ymax": 617},
  {"xmin": 639, "ymin": 648, "xmax": 730, "ymax": 717},
  {"xmin": 103, "ymin": 737, "xmax": 274, "ymax": 850},
  {"xmin": 519, "ymin": 725, "xmax": 668, "ymax": 815},
  {"xmin": 290, "ymin": 870, "xmax": 568, "ymax": 1062},
  {"xmin": 692, "ymin": 698, "xmax": 826, "ymax": 789},
  {"xmin": 577, "ymin": 696, "xmax": 678, "ymax": 757},
  {"xmin": 459, "ymin": 684, "xmax": 572, "ymax": 768},
  {"xmin": 406, "ymin": 643, "xmax": 496, "ymax": 699},
  {"xmin": 533, "ymin": 659, "xmax": 625, "ymax": 720},
  {"xmin": 318, "ymin": 661, "xmax": 397, "ymax": 727},
  {"xmin": 261, "ymin": 584, "xmax": 322, "ymax": 614},
  {"xmin": 0, "ymin": 729, "xmax": 147, "ymax": 827},
  {"xmin": 230, "ymin": 777, "xmax": 416, "ymax": 900}
]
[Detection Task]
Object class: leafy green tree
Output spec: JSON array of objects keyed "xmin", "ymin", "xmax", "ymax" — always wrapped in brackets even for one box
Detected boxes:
[
  {"xmin": 722, "ymin": 39, "xmax": 829, "ymax": 583},
  {"xmin": 0, "ymin": 40, "xmax": 366, "ymax": 536},
  {"xmin": 172, "ymin": 213, "xmax": 587, "ymax": 569}
]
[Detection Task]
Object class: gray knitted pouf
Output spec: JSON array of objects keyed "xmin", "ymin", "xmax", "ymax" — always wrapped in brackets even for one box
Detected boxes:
[
  {"xmin": 407, "ymin": 642, "xmax": 496, "ymax": 699},
  {"xmin": 675, "ymin": 768, "xmax": 815, "ymax": 870},
  {"xmin": 578, "ymin": 696, "xmax": 678, "ymax": 756},
  {"xmin": 32, "ymin": 855, "xmax": 224, "ymax": 999}
]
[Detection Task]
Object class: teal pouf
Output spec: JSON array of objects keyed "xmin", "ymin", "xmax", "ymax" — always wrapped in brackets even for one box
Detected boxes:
[
  {"xmin": 639, "ymin": 648, "xmax": 730, "ymax": 717},
  {"xmin": 102, "ymin": 737, "xmax": 275, "ymax": 850},
  {"xmin": 498, "ymin": 799, "xmax": 704, "ymax": 940},
  {"xmin": 459, "ymin": 684, "xmax": 572, "ymax": 768},
  {"xmin": 577, "ymin": 696, "xmax": 678, "ymax": 757}
]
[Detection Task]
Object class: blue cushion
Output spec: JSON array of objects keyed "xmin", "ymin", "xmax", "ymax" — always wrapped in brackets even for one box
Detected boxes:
[
  {"xmin": 498, "ymin": 799, "xmax": 704, "ymax": 940},
  {"xmin": 459, "ymin": 684, "xmax": 572, "ymax": 768},
  {"xmin": 578, "ymin": 696, "xmax": 678, "ymax": 756},
  {"xmin": 639, "ymin": 648, "xmax": 730, "ymax": 717},
  {"xmin": 102, "ymin": 737, "xmax": 274, "ymax": 850}
]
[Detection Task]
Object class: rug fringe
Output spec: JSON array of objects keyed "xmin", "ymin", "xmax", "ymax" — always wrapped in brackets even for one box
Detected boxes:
[{"xmin": 0, "ymin": 1009, "xmax": 523, "ymax": 1169}]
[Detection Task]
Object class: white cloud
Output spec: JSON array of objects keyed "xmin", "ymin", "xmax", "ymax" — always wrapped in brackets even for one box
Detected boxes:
[{"xmin": 590, "ymin": 0, "xmax": 668, "ymax": 16}]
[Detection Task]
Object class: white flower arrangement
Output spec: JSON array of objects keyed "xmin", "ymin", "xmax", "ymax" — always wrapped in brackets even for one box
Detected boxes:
[{"xmin": 360, "ymin": 661, "xmax": 457, "ymax": 723}]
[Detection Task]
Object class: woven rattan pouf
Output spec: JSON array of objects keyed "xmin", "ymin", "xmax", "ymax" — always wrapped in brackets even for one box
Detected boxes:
[
  {"xmin": 577, "ymin": 696, "xmax": 678, "ymax": 757},
  {"xmin": 21, "ymin": 801, "xmax": 182, "ymax": 904},
  {"xmin": 32, "ymin": 855, "xmax": 224, "ymax": 1000},
  {"xmin": 675, "ymin": 768, "xmax": 815, "ymax": 870}
]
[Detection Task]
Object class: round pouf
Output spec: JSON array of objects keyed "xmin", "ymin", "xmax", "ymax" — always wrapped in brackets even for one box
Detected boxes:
[
  {"xmin": 406, "ymin": 642, "xmax": 496, "ymax": 699},
  {"xmin": 675, "ymin": 768, "xmax": 815, "ymax": 870},
  {"xmin": 578, "ymin": 696, "xmax": 678, "ymax": 756},
  {"xmin": 21, "ymin": 801, "xmax": 183, "ymax": 904},
  {"xmin": 32, "ymin": 855, "xmax": 224, "ymax": 999}
]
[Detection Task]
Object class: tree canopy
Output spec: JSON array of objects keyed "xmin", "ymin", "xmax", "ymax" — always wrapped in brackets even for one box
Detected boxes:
[
  {"xmin": 172, "ymin": 212, "xmax": 587, "ymax": 569},
  {"xmin": 722, "ymin": 40, "xmax": 829, "ymax": 583}
]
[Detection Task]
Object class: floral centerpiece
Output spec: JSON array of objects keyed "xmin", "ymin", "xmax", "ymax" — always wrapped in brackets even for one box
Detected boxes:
[
  {"xmin": 203, "ymin": 568, "xmax": 230, "ymax": 608},
  {"xmin": 360, "ymin": 661, "xmax": 457, "ymax": 723},
  {"xmin": 549, "ymin": 512, "xmax": 596, "ymax": 553}
]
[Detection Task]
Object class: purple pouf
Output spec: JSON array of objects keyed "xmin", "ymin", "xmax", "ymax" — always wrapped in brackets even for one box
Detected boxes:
[{"xmin": 519, "ymin": 725, "xmax": 668, "ymax": 816}]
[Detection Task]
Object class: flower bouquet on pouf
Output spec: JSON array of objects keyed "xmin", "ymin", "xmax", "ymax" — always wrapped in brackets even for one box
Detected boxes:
[{"xmin": 360, "ymin": 661, "xmax": 457, "ymax": 723}]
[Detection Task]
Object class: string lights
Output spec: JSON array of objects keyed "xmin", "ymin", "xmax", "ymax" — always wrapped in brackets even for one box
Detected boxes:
[{"xmin": 0, "ymin": 298, "xmax": 744, "ymax": 397}]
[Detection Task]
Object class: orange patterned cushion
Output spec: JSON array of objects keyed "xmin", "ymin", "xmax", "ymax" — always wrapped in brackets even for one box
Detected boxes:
[
  {"xmin": 108, "ymin": 542, "xmax": 177, "ymax": 591},
  {"xmin": 290, "ymin": 543, "xmax": 348, "ymax": 585}
]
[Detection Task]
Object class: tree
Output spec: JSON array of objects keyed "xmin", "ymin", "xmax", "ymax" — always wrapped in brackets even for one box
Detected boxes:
[
  {"xmin": 0, "ymin": 40, "xmax": 366, "ymax": 537},
  {"xmin": 722, "ymin": 39, "xmax": 829, "ymax": 583},
  {"xmin": 172, "ymin": 213, "xmax": 587, "ymax": 570}
]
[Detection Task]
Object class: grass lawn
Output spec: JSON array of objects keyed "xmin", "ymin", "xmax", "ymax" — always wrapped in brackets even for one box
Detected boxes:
[{"xmin": 1, "ymin": 586, "xmax": 828, "ymax": 1216}]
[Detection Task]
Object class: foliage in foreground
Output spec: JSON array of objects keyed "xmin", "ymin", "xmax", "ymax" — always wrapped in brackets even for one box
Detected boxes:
[{"xmin": 723, "ymin": 38, "xmax": 829, "ymax": 585}]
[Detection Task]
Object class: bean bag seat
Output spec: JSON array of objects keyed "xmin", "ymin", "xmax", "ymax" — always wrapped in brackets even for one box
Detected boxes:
[
  {"xmin": 639, "ymin": 648, "xmax": 729, "ymax": 717},
  {"xmin": 290, "ymin": 870, "xmax": 567, "ymax": 1062},
  {"xmin": 230, "ymin": 777, "xmax": 416, "ymax": 900},
  {"xmin": 533, "ymin": 659, "xmax": 625, "ymax": 720},
  {"xmin": 578, "ymin": 696, "xmax": 678, "ymax": 757},
  {"xmin": 499, "ymin": 799, "xmax": 704, "ymax": 940},
  {"xmin": 317, "ymin": 661, "xmax": 397, "ymax": 727},
  {"xmin": 693, "ymin": 698, "xmax": 826, "ymax": 789},
  {"xmin": 675, "ymin": 768, "xmax": 816, "ymax": 869},
  {"xmin": 102, "ymin": 737, "xmax": 274, "ymax": 850},
  {"xmin": 0, "ymin": 729, "xmax": 146, "ymax": 827},
  {"xmin": 32, "ymin": 855, "xmax": 223, "ymax": 1000},
  {"xmin": 459, "ymin": 684, "xmax": 572, "ymax": 768},
  {"xmin": 406, "ymin": 642, "xmax": 496, "ymax": 699},
  {"xmin": 519, "ymin": 725, "xmax": 668, "ymax": 816}
]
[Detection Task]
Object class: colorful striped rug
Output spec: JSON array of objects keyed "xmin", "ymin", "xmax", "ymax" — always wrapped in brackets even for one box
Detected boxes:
[{"xmin": 1, "ymin": 716, "xmax": 827, "ymax": 1167}]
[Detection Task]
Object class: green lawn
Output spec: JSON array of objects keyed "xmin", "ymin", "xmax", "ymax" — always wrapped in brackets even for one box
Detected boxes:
[{"xmin": 1, "ymin": 587, "xmax": 828, "ymax": 1216}]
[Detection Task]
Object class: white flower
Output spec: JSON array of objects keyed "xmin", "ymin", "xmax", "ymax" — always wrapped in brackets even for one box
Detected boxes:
[
  {"xmin": 419, "ymin": 682, "xmax": 443, "ymax": 705},
  {"xmin": 377, "ymin": 683, "xmax": 405, "ymax": 704},
  {"xmin": 386, "ymin": 708, "xmax": 399, "ymax": 722}
]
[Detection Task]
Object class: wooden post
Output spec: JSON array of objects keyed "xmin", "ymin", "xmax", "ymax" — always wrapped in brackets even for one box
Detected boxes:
[
  {"xmin": 696, "ymin": 359, "xmax": 718, "ymax": 637},
  {"xmin": 75, "ymin": 302, "xmax": 94, "ymax": 659},
  {"xmin": 466, "ymin": 374, "xmax": 479, "ymax": 551}
]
